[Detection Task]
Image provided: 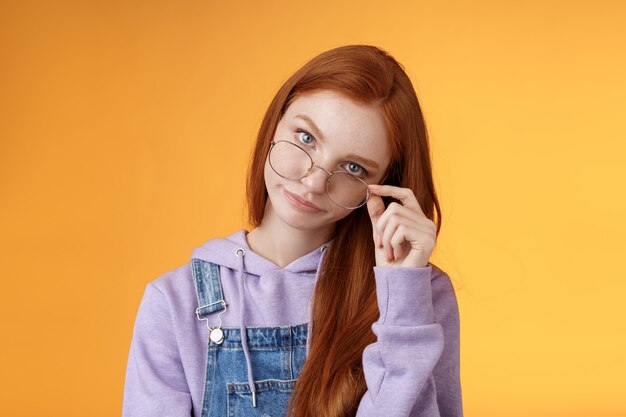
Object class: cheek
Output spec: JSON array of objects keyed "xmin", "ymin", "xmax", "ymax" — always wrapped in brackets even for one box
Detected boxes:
[
  {"xmin": 264, "ymin": 158, "xmax": 274, "ymax": 186},
  {"xmin": 264, "ymin": 156, "xmax": 283, "ymax": 195}
]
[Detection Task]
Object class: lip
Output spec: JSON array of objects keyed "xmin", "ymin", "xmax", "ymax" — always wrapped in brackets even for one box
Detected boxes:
[{"xmin": 283, "ymin": 189, "xmax": 322, "ymax": 213}]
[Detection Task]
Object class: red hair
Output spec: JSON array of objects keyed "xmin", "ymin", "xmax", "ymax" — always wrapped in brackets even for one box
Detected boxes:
[{"xmin": 245, "ymin": 44, "xmax": 442, "ymax": 417}]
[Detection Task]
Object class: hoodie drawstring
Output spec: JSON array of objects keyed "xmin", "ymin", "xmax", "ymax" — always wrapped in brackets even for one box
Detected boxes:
[
  {"xmin": 306, "ymin": 243, "xmax": 330, "ymax": 358},
  {"xmin": 235, "ymin": 247, "xmax": 258, "ymax": 407},
  {"xmin": 235, "ymin": 242, "xmax": 330, "ymax": 408}
]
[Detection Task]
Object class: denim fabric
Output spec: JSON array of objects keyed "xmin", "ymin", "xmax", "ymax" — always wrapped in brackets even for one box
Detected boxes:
[
  {"xmin": 192, "ymin": 258, "xmax": 308, "ymax": 417},
  {"xmin": 192, "ymin": 259, "xmax": 227, "ymax": 317}
]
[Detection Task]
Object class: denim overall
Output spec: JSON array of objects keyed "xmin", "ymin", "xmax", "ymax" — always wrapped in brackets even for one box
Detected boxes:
[{"xmin": 191, "ymin": 254, "xmax": 312, "ymax": 417}]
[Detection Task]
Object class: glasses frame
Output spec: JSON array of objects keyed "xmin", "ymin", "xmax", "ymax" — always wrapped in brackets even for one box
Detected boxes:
[{"xmin": 269, "ymin": 140, "xmax": 372, "ymax": 210}]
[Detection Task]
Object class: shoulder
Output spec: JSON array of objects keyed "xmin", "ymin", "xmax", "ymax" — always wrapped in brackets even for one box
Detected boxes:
[
  {"xmin": 150, "ymin": 262, "xmax": 193, "ymax": 294},
  {"xmin": 139, "ymin": 262, "xmax": 196, "ymax": 316}
]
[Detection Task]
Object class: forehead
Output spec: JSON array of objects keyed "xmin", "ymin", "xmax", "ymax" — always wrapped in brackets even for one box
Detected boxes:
[{"xmin": 281, "ymin": 90, "xmax": 391, "ymax": 164}]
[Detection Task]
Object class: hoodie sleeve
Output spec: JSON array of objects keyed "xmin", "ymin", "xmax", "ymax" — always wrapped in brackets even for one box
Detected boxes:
[
  {"xmin": 355, "ymin": 265, "xmax": 463, "ymax": 417},
  {"xmin": 122, "ymin": 283, "xmax": 192, "ymax": 417}
]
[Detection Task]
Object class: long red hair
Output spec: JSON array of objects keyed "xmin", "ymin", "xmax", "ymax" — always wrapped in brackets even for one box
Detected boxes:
[{"xmin": 245, "ymin": 44, "xmax": 442, "ymax": 417}]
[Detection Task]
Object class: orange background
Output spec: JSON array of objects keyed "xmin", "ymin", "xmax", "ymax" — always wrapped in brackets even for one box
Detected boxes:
[{"xmin": 1, "ymin": 1, "xmax": 625, "ymax": 416}]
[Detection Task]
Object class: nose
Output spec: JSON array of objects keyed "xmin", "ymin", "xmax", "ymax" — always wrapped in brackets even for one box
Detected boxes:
[{"xmin": 300, "ymin": 164, "xmax": 330, "ymax": 194}]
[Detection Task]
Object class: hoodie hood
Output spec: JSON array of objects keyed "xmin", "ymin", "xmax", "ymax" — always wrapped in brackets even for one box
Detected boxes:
[
  {"xmin": 191, "ymin": 229, "xmax": 330, "ymax": 276},
  {"xmin": 190, "ymin": 229, "xmax": 332, "ymax": 408}
]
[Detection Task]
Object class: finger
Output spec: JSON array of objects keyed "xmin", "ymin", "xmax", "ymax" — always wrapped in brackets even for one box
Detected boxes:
[
  {"xmin": 397, "ymin": 224, "xmax": 432, "ymax": 259},
  {"xmin": 390, "ymin": 225, "xmax": 409, "ymax": 261},
  {"xmin": 373, "ymin": 203, "xmax": 419, "ymax": 246},
  {"xmin": 380, "ymin": 215, "xmax": 402, "ymax": 262},
  {"xmin": 368, "ymin": 184, "xmax": 424, "ymax": 215},
  {"xmin": 380, "ymin": 213, "xmax": 420, "ymax": 261}
]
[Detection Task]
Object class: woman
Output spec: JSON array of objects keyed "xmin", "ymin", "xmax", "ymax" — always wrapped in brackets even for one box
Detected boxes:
[{"xmin": 122, "ymin": 44, "xmax": 463, "ymax": 417}]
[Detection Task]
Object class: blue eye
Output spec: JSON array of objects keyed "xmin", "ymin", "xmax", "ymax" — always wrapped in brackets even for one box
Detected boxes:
[
  {"xmin": 343, "ymin": 162, "xmax": 367, "ymax": 177},
  {"xmin": 296, "ymin": 129, "xmax": 314, "ymax": 145}
]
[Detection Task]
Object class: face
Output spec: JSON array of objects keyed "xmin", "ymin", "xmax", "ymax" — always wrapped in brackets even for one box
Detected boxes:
[{"xmin": 263, "ymin": 89, "xmax": 392, "ymax": 235}]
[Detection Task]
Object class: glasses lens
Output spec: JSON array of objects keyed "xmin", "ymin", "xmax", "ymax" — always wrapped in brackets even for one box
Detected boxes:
[
  {"xmin": 327, "ymin": 172, "xmax": 369, "ymax": 209},
  {"xmin": 269, "ymin": 141, "xmax": 311, "ymax": 179}
]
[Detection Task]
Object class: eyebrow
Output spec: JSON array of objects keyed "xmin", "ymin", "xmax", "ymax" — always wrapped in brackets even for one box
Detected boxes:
[
  {"xmin": 294, "ymin": 114, "xmax": 380, "ymax": 170},
  {"xmin": 294, "ymin": 114, "xmax": 326, "ymax": 141},
  {"xmin": 345, "ymin": 153, "xmax": 380, "ymax": 170}
]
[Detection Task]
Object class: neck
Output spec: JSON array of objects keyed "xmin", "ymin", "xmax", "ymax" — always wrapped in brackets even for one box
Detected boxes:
[{"xmin": 245, "ymin": 202, "xmax": 334, "ymax": 268}]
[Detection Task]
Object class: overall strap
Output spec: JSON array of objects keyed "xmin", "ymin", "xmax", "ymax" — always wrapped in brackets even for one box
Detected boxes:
[{"xmin": 191, "ymin": 258, "xmax": 227, "ymax": 319}]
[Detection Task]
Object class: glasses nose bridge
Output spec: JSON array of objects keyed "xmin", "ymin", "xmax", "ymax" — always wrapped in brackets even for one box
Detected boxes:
[
  {"xmin": 309, "ymin": 162, "xmax": 333, "ymax": 178},
  {"xmin": 297, "ymin": 144, "xmax": 333, "ymax": 179}
]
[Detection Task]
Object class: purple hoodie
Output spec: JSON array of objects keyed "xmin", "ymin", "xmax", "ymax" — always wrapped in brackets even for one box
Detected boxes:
[{"xmin": 122, "ymin": 229, "xmax": 463, "ymax": 416}]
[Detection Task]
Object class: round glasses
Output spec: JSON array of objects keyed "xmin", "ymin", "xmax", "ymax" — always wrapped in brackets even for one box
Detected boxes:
[{"xmin": 268, "ymin": 140, "xmax": 372, "ymax": 209}]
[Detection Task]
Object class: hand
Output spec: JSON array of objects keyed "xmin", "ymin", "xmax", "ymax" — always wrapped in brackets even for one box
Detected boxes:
[{"xmin": 366, "ymin": 184, "xmax": 436, "ymax": 268}]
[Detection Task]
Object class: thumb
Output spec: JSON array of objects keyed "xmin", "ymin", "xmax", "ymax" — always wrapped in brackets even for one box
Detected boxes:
[
  {"xmin": 366, "ymin": 192, "xmax": 385, "ymax": 236},
  {"xmin": 366, "ymin": 193, "xmax": 387, "ymax": 265}
]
